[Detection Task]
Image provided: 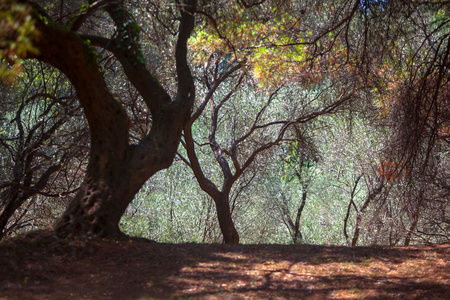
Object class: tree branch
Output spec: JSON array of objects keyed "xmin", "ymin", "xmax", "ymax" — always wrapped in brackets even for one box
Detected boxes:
[{"xmin": 71, "ymin": 0, "xmax": 122, "ymax": 31}]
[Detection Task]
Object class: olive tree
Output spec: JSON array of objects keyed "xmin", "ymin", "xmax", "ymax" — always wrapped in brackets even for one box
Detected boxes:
[{"xmin": 1, "ymin": 0, "xmax": 197, "ymax": 238}]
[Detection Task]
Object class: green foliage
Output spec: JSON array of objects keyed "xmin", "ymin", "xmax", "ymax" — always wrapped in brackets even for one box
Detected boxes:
[
  {"xmin": 1, "ymin": 0, "xmax": 448, "ymax": 246},
  {"xmin": 82, "ymin": 39, "xmax": 102, "ymax": 67},
  {"xmin": 0, "ymin": 0, "xmax": 40, "ymax": 84},
  {"xmin": 188, "ymin": 7, "xmax": 311, "ymax": 88}
]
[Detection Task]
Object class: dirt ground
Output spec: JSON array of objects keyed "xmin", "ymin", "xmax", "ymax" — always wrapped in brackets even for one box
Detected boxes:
[{"xmin": 0, "ymin": 230, "xmax": 448, "ymax": 299}]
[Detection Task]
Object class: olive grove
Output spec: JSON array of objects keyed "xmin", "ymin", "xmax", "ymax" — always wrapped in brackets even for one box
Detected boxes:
[{"xmin": 0, "ymin": 0, "xmax": 448, "ymax": 245}]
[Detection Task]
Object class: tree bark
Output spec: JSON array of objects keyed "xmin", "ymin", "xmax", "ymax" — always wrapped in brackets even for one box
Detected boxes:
[
  {"xmin": 404, "ymin": 191, "xmax": 424, "ymax": 246},
  {"xmin": 214, "ymin": 193, "xmax": 240, "ymax": 244},
  {"xmin": 343, "ymin": 175, "xmax": 361, "ymax": 246},
  {"xmin": 183, "ymin": 122, "xmax": 239, "ymax": 244},
  {"xmin": 351, "ymin": 184, "xmax": 383, "ymax": 247},
  {"xmin": 292, "ymin": 190, "xmax": 307, "ymax": 244},
  {"xmin": 20, "ymin": 0, "xmax": 197, "ymax": 238},
  {"xmin": 0, "ymin": 190, "xmax": 25, "ymax": 239}
]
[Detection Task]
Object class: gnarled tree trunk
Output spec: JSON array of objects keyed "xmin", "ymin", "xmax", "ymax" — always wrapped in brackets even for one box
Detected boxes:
[{"xmin": 20, "ymin": 0, "xmax": 197, "ymax": 238}]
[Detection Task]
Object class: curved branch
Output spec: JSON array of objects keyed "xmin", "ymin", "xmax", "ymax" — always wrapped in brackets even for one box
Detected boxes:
[
  {"xmin": 0, "ymin": 181, "xmax": 78, "ymax": 197},
  {"xmin": 71, "ymin": 0, "xmax": 121, "ymax": 31},
  {"xmin": 183, "ymin": 124, "xmax": 221, "ymax": 199},
  {"xmin": 189, "ymin": 63, "xmax": 242, "ymax": 125},
  {"xmin": 174, "ymin": 0, "xmax": 197, "ymax": 108},
  {"xmin": 103, "ymin": 4, "xmax": 172, "ymax": 114}
]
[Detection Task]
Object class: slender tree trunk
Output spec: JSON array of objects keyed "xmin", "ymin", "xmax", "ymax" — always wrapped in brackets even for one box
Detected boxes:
[
  {"xmin": 183, "ymin": 118, "xmax": 240, "ymax": 244},
  {"xmin": 343, "ymin": 200, "xmax": 353, "ymax": 245},
  {"xmin": 404, "ymin": 191, "xmax": 424, "ymax": 246},
  {"xmin": 292, "ymin": 190, "xmax": 307, "ymax": 244},
  {"xmin": 344, "ymin": 175, "xmax": 361, "ymax": 246},
  {"xmin": 213, "ymin": 193, "xmax": 239, "ymax": 244},
  {"xmin": 351, "ymin": 184, "xmax": 382, "ymax": 247},
  {"xmin": 404, "ymin": 215, "xmax": 419, "ymax": 247},
  {"xmin": 351, "ymin": 213, "xmax": 364, "ymax": 247}
]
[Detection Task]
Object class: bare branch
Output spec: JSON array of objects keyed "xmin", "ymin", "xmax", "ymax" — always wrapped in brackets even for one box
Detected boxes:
[
  {"xmin": 71, "ymin": 0, "xmax": 122, "ymax": 31},
  {"xmin": 0, "ymin": 181, "xmax": 78, "ymax": 198}
]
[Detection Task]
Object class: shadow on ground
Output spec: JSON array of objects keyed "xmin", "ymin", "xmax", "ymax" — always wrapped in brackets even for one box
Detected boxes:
[{"xmin": 0, "ymin": 230, "xmax": 448, "ymax": 299}]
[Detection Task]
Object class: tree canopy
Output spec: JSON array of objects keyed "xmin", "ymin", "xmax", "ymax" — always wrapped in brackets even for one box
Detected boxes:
[{"xmin": 0, "ymin": 0, "xmax": 448, "ymax": 245}]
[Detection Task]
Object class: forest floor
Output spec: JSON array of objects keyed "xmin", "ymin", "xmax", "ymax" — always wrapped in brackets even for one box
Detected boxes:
[{"xmin": 0, "ymin": 230, "xmax": 448, "ymax": 299}]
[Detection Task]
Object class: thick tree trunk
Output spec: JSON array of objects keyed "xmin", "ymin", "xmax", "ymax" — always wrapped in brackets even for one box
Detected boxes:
[
  {"xmin": 55, "ymin": 108, "xmax": 190, "ymax": 238},
  {"xmin": 55, "ymin": 163, "xmax": 134, "ymax": 238},
  {"xmin": 22, "ymin": 0, "xmax": 197, "ymax": 239},
  {"xmin": 34, "ymin": 27, "xmax": 134, "ymax": 238}
]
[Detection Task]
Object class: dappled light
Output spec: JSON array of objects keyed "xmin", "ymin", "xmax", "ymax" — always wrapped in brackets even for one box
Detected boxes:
[
  {"xmin": 0, "ymin": 0, "xmax": 449, "ymax": 298},
  {"xmin": 0, "ymin": 232, "xmax": 448, "ymax": 299}
]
